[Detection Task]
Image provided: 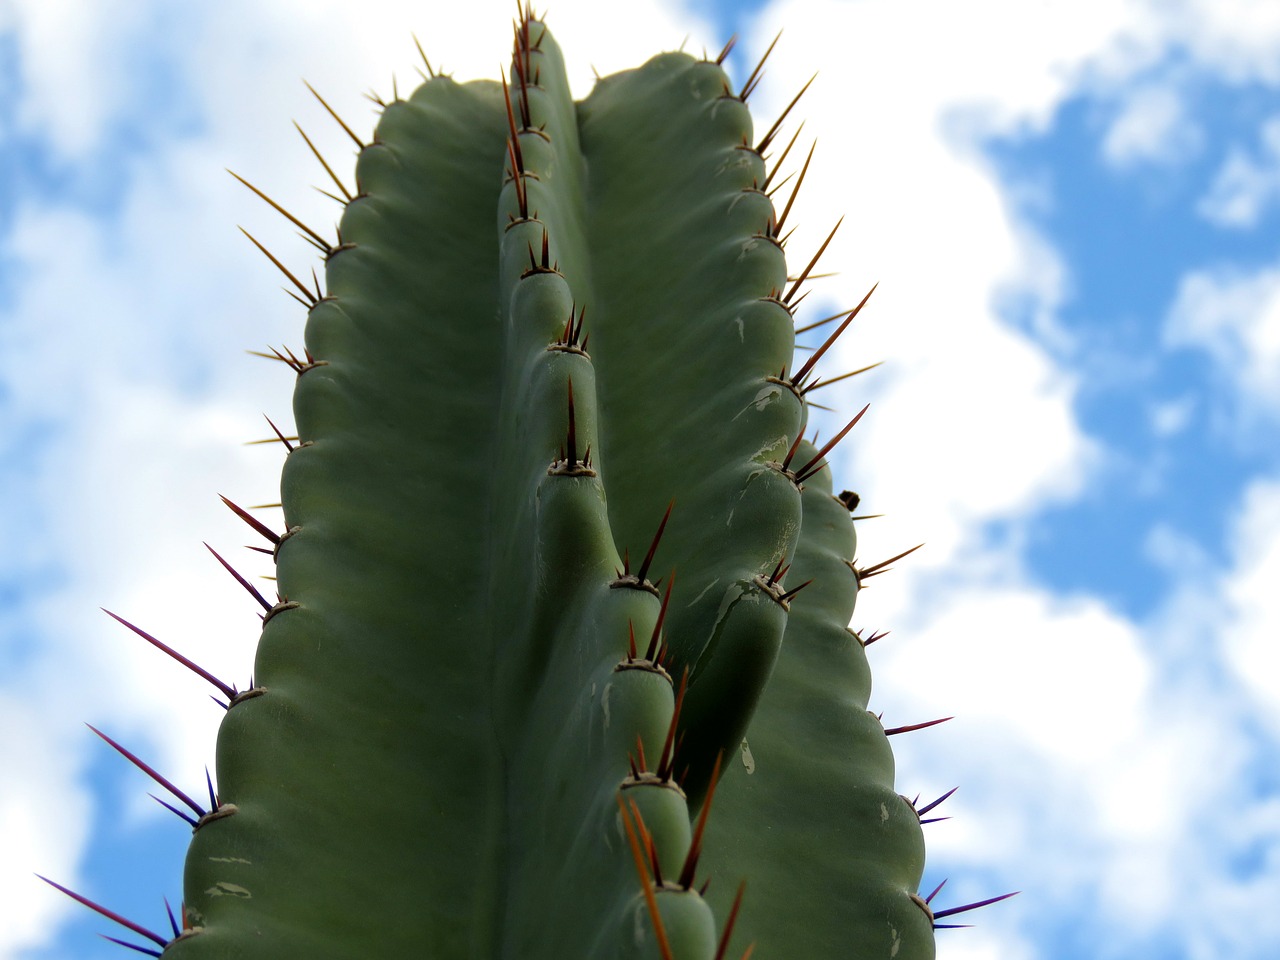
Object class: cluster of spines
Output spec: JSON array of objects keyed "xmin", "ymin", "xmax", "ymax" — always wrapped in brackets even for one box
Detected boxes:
[{"xmin": 616, "ymin": 754, "xmax": 758, "ymax": 960}]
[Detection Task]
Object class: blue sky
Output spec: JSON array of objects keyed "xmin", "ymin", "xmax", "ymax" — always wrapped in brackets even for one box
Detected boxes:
[{"xmin": 3, "ymin": 1, "xmax": 1279, "ymax": 958}]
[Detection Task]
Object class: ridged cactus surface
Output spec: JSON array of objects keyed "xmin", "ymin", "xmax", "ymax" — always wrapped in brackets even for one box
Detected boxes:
[{"xmin": 45, "ymin": 13, "xmax": 1002, "ymax": 959}]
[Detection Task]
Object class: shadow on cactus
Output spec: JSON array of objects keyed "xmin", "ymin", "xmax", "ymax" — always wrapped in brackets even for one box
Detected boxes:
[{"xmin": 41, "ymin": 9, "xmax": 1015, "ymax": 957}]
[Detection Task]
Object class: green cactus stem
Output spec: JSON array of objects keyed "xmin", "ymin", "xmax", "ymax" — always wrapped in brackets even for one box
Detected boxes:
[{"xmin": 44, "ymin": 10, "xmax": 1015, "ymax": 958}]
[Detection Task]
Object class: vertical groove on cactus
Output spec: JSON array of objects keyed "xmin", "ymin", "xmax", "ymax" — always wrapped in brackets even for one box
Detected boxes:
[{"xmin": 44, "ymin": 9, "xmax": 1017, "ymax": 959}]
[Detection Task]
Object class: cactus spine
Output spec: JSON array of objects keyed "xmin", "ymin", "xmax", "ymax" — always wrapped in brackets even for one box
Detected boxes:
[{"xmin": 47, "ymin": 11, "xmax": 1013, "ymax": 958}]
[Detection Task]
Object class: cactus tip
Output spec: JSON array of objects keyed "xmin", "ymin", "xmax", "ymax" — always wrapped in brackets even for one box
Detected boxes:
[
  {"xmin": 883, "ymin": 716, "xmax": 953, "ymax": 737},
  {"xmin": 35, "ymin": 874, "xmax": 169, "ymax": 949}
]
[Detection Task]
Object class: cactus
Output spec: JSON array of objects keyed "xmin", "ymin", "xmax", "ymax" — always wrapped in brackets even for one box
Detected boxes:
[{"xmin": 42, "ymin": 10, "xmax": 1013, "ymax": 958}]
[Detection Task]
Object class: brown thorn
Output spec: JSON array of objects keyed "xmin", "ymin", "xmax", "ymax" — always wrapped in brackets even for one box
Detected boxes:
[
  {"xmin": 627, "ymin": 621, "xmax": 637, "ymax": 660},
  {"xmin": 645, "ymin": 572, "xmax": 676, "ymax": 661},
  {"xmin": 740, "ymin": 30, "xmax": 781, "ymax": 100},
  {"xmin": 263, "ymin": 414, "xmax": 295, "ymax": 452},
  {"xmin": 762, "ymin": 121, "xmax": 804, "ymax": 191},
  {"xmin": 293, "ymin": 122, "xmax": 353, "ymax": 202},
  {"xmin": 657, "ymin": 666, "xmax": 688, "ymax": 781},
  {"xmin": 219, "ymin": 495, "xmax": 280, "ymax": 545},
  {"xmin": 786, "ymin": 269, "xmax": 838, "ymax": 284},
  {"xmin": 773, "ymin": 140, "xmax": 815, "ymax": 235},
  {"xmin": 101, "ymin": 609, "xmax": 237, "ymax": 701},
  {"xmin": 804, "ymin": 361, "xmax": 884, "ymax": 393},
  {"xmin": 785, "ymin": 288, "xmax": 812, "ymax": 315},
  {"xmin": 35, "ymin": 876, "xmax": 169, "ymax": 949},
  {"xmin": 247, "ymin": 346, "xmax": 299, "ymax": 370},
  {"xmin": 314, "ymin": 186, "xmax": 347, "ymax": 206},
  {"xmin": 778, "ymin": 430, "xmax": 806, "ymax": 472},
  {"xmin": 756, "ymin": 73, "xmax": 815, "ymax": 154},
  {"xmin": 616, "ymin": 796, "xmax": 675, "ymax": 960},
  {"xmin": 794, "ymin": 404, "xmax": 870, "ymax": 483},
  {"xmin": 678, "ymin": 749, "xmax": 724, "ymax": 889},
  {"xmin": 715, "ymin": 34, "xmax": 737, "ymax": 64},
  {"xmin": 791, "ymin": 282, "xmax": 878, "ymax": 386},
  {"xmin": 635, "ymin": 500, "xmax": 675, "ymax": 585},
  {"xmin": 778, "ymin": 578, "xmax": 814, "ymax": 604},
  {"xmin": 519, "ymin": 67, "xmax": 533, "ymax": 131},
  {"xmin": 634, "ymin": 733, "xmax": 649, "ymax": 773},
  {"xmin": 86, "ymin": 724, "xmax": 206, "ymax": 818},
  {"xmin": 856, "ymin": 542, "xmax": 924, "ymax": 580},
  {"xmin": 565, "ymin": 377, "xmax": 577, "ymax": 466},
  {"xmin": 783, "ymin": 219, "xmax": 841, "ymax": 305},
  {"xmin": 500, "ymin": 69, "xmax": 525, "ymax": 174},
  {"xmin": 238, "ymin": 228, "xmax": 316, "ymax": 306},
  {"xmin": 638, "ymin": 813, "xmax": 664, "ymax": 886},
  {"xmin": 299, "ymin": 232, "xmax": 328, "ymax": 256},
  {"xmin": 303, "ymin": 80, "xmax": 365, "ymax": 149},
  {"xmin": 411, "ymin": 34, "xmax": 436, "ymax": 77},
  {"xmin": 713, "ymin": 882, "xmax": 748, "ymax": 960},
  {"xmin": 917, "ymin": 786, "xmax": 958, "ymax": 817},
  {"xmin": 794, "ymin": 304, "xmax": 847, "ymax": 335},
  {"xmin": 227, "ymin": 171, "xmax": 332, "ymax": 254},
  {"xmin": 506, "ymin": 139, "xmax": 528, "ymax": 220},
  {"xmin": 932, "ymin": 891, "xmax": 1020, "ymax": 923},
  {"xmin": 764, "ymin": 170, "xmax": 793, "ymax": 200},
  {"xmin": 861, "ymin": 628, "xmax": 890, "ymax": 646},
  {"xmin": 204, "ymin": 542, "xmax": 272, "ymax": 612},
  {"xmin": 884, "ymin": 716, "xmax": 953, "ymax": 737}
]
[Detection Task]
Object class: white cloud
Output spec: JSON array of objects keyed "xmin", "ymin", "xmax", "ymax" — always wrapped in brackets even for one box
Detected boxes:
[
  {"xmin": 1148, "ymin": 395, "xmax": 1196, "ymax": 436},
  {"xmin": 1163, "ymin": 260, "xmax": 1280, "ymax": 416},
  {"xmin": 1102, "ymin": 83, "xmax": 1200, "ymax": 167},
  {"xmin": 1198, "ymin": 116, "xmax": 1280, "ymax": 227},
  {"xmin": 1217, "ymin": 479, "xmax": 1280, "ymax": 733},
  {"xmin": 865, "ymin": 475, "xmax": 1280, "ymax": 957},
  {"xmin": 1161, "ymin": 0, "xmax": 1280, "ymax": 84},
  {"xmin": 0, "ymin": 698, "xmax": 92, "ymax": 957}
]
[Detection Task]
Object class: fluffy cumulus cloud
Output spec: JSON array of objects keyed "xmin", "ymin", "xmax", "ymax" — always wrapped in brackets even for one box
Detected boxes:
[
  {"xmin": 5, "ymin": 0, "xmax": 1280, "ymax": 958},
  {"xmin": 1216, "ymin": 479, "xmax": 1280, "ymax": 732},
  {"xmin": 1198, "ymin": 115, "xmax": 1280, "ymax": 227},
  {"xmin": 1163, "ymin": 260, "xmax": 1280, "ymax": 418},
  {"xmin": 1101, "ymin": 83, "xmax": 1201, "ymax": 167}
]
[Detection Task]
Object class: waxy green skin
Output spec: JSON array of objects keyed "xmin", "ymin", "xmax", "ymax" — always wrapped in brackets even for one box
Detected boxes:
[{"xmin": 166, "ymin": 19, "xmax": 932, "ymax": 959}]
